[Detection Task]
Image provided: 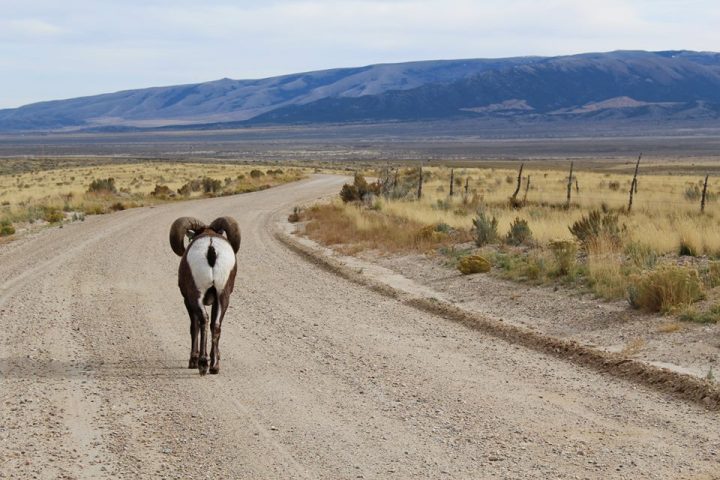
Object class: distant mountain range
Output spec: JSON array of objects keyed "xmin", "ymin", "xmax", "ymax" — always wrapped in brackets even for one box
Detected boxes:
[{"xmin": 2, "ymin": 50, "xmax": 720, "ymax": 132}]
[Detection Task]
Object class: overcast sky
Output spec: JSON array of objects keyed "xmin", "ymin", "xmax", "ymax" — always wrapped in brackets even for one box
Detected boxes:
[{"xmin": 1, "ymin": 0, "xmax": 719, "ymax": 108}]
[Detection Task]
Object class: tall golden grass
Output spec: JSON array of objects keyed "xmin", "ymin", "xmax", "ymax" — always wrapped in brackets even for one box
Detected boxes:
[{"xmin": 366, "ymin": 165, "xmax": 720, "ymax": 255}]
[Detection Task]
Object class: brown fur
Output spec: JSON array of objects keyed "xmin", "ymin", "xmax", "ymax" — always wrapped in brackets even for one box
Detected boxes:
[{"xmin": 171, "ymin": 217, "xmax": 240, "ymax": 375}]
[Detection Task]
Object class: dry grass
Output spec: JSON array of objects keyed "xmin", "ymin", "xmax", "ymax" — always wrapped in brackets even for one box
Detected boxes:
[
  {"xmin": 372, "ymin": 165, "xmax": 720, "ymax": 255},
  {"xmin": 301, "ymin": 202, "xmax": 471, "ymax": 253},
  {"xmin": 0, "ymin": 162, "xmax": 306, "ymax": 231},
  {"xmin": 621, "ymin": 338, "xmax": 647, "ymax": 356},
  {"xmin": 628, "ymin": 266, "xmax": 705, "ymax": 313},
  {"xmin": 657, "ymin": 322, "xmax": 683, "ymax": 333}
]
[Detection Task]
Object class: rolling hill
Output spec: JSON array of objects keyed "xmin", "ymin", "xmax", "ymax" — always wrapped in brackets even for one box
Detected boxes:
[{"xmin": 1, "ymin": 50, "xmax": 720, "ymax": 132}]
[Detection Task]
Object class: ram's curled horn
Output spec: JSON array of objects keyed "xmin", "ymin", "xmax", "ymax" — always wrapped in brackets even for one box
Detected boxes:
[
  {"xmin": 209, "ymin": 216, "xmax": 241, "ymax": 253},
  {"xmin": 169, "ymin": 217, "xmax": 206, "ymax": 256}
]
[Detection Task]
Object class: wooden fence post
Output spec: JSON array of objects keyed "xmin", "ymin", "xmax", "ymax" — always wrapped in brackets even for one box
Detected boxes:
[
  {"xmin": 417, "ymin": 164, "xmax": 423, "ymax": 200},
  {"xmin": 449, "ymin": 169, "xmax": 454, "ymax": 196},
  {"xmin": 523, "ymin": 175, "xmax": 531, "ymax": 203},
  {"xmin": 628, "ymin": 153, "xmax": 642, "ymax": 212},
  {"xmin": 464, "ymin": 176, "xmax": 469, "ymax": 196},
  {"xmin": 701, "ymin": 174, "xmax": 709, "ymax": 213},
  {"xmin": 511, "ymin": 163, "xmax": 524, "ymax": 204},
  {"xmin": 566, "ymin": 162, "xmax": 574, "ymax": 208}
]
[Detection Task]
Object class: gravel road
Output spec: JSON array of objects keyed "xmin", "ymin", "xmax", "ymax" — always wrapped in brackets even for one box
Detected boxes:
[{"xmin": 1, "ymin": 175, "xmax": 719, "ymax": 479}]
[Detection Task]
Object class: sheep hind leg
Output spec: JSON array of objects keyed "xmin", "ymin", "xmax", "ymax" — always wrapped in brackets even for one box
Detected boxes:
[
  {"xmin": 185, "ymin": 298, "xmax": 201, "ymax": 369},
  {"xmin": 209, "ymin": 294, "xmax": 228, "ymax": 375},
  {"xmin": 197, "ymin": 304, "xmax": 210, "ymax": 376}
]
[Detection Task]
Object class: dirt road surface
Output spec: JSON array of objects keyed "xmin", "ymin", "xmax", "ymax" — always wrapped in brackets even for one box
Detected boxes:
[{"xmin": 1, "ymin": 175, "xmax": 719, "ymax": 479}]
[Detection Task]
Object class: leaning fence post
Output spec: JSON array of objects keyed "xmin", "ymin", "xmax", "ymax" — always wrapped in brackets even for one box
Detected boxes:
[
  {"xmin": 523, "ymin": 175, "xmax": 531, "ymax": 204},
  {"xmin": 449, "ymin": 168, "xmax": 454, "ymax": 196},
  {"xmin": 701, "ymin": 174, "xmax": 709, "ymax": 213},
  {"xmin": 511, "ymin": 163, "xmax": 524, "ymax": 203}
]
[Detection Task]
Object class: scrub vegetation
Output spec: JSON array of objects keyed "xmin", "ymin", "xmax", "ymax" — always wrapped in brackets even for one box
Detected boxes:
[
  {"xmin": 298, "ymin": 164, "xmax": 720, "ymax": 320},
  {"xmin": 0, "ymin": 161, "xmax": 305, "ymax": 236}
]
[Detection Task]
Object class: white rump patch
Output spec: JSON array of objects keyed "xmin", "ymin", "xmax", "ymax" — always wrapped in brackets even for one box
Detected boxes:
[{"xmin": 186, "ymin": 236, "xmax": 236, "ymax": 294}]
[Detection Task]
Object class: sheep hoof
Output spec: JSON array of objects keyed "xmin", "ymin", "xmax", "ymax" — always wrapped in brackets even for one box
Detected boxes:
[
  {"xmin": 198, "ymin": 358, "xmax": 209, "ymax": 375},
  {"xmin": 209, "ymin": 366, "xmax": 220, "ymax": 375}
]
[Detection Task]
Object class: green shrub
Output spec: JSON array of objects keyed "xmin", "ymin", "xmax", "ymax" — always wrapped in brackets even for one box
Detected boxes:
[
  {"xmin": 627, "ymin": 266, "xmax": 705, "ymax": 313},
  {"xmin": 624, "ymin": 241, "xmax": 658, "ymax": 269},
  {"xmin": 339, "ymin": 173, "xmax": 381, "ymax": 203},
  {"xmin": 684, "ymin": 184, "xmax": 702, "ymax": 201},
  {"xmin": 457, "ymin": 255, "xmax": 492, "ymax": 275},
  {"xmin": 0, "ymin": 219, "xmax": 15, "ymax": 236},
  {"xmin": 679, "ymin": 305, "xmax": 720, "ymax": 324},
  {"xmin": 472, "ymin": 210, "xmax": 498, "ymax": 246},
  {"xmin": 549, "ymin": 240, "xmax": 577, "ymax": 276},
  {"xmin": 569, "ymin": 210, "xmax": 625, "ymax": 250},
  {"xmin": 43, "ymin": 209, "xmax": 64, "ymax": 223},
  {"xmin": 505, "ymin": 217, "xmax": 533, "ymax": 246},
  {"xmin": 706, "ymin": 262, "xmax": 720, "ymax": 288},
  {"xmin": 87, "ymin": 178, "xmax": 117, "ymax": 194},
  {"xmin": 202, "ymin": 177, "xmax": 222, "ymax": 193},
  {"xmin": 250, "ymin": 169, "xmax": 265, "ymax": 179},
  {"xmin": 288, "ymin": 207, "xmax": 301, "ymax": 223}
]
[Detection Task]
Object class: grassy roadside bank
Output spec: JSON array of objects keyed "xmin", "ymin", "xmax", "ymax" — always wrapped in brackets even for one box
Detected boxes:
[{"xmin": 296, "ymin": 165, "xmax": 720, "ymax": 323}]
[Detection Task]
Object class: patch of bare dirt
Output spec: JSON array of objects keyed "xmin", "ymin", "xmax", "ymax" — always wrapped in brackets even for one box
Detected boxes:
[{"xmin": 363, "ymin": 251, "xmax": 720, "ymax": 381}]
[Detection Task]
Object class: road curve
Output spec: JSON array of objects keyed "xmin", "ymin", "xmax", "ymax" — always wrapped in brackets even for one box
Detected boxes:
[{"xmin": 1, "ymin": 175, "xmax": 719, "ymax": 479}]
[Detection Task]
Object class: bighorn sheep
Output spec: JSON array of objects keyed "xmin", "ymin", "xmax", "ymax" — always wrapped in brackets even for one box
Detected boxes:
[{"xmin": 169, "ymin": 216, "xmax": 240, "ymax": 375}]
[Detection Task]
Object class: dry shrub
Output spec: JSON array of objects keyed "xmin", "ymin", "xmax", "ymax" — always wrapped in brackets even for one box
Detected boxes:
[
  {"xmin": 151, "ymin": 184, "xmax": 173, "ymax": 197},
  {"xmin": 657, "ymin": 322, "xmax": 682, "ymax": 333},
  {"xmin": 303, "ymin": 203, "xmax": 445, "ymax": 252},
  {"xmin": 628, "ymin": 265, "xmax": 705, "ymax": 313},
  {"xmin": 621, "ymin": 338, "xmax": 646, "ymax": 356},
  {"xmin": 586, "ymin": 241, "xmax": 626, "ymax": 299},
  {"xmin": 678, "ymin": 237, "xmax": 699, "ymax": 257},
  {"xmin": 457, "ymin": 255, "xmax": 491, "ymax": 275}
]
